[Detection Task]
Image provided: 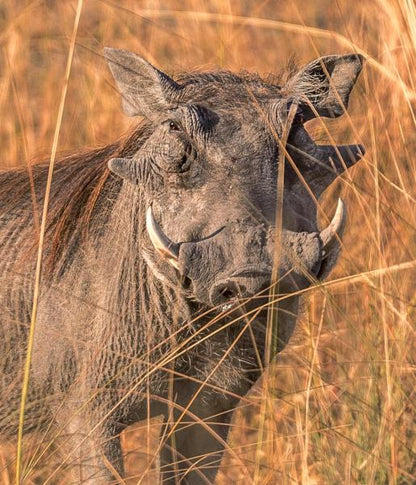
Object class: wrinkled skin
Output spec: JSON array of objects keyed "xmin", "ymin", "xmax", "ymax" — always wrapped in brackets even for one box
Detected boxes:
[
  {"xmin": 0, "ymin": 48, "xmax": 365, "ymax": 484},
  {"xmin": 103, "ymin": 48, "xmax": 364, "ymax": 484},
  {"xmin": 107, "ymin": 49, "xmax": 363, "ymax": 304}
]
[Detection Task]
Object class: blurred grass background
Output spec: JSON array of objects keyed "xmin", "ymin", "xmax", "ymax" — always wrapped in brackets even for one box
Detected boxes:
[{"xmin": 0, "ymin": 0, "xmax": 415, "ymax": 483}]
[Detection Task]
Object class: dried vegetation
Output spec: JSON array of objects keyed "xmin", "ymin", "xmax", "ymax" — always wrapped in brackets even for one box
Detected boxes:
[{"xmin": 0, "ymin": 0, "xmax": 415, "ymax": 483}]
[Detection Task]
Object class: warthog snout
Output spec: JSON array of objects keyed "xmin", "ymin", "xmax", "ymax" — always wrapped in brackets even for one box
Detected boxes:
[{"xmin": 209, "ymin": 271, "xmax": 272, "ymax": 307}]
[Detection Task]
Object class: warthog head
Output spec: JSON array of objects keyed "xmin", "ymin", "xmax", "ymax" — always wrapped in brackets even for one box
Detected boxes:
[{"xmin": 105, "ymin": 48, "xmax": 364, "ymax": 332}]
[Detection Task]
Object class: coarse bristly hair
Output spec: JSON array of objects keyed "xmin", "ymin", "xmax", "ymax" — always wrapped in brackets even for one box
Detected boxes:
[{"xmin": 0, "ymin": 68, "xmax": 281, "ymax": 434}]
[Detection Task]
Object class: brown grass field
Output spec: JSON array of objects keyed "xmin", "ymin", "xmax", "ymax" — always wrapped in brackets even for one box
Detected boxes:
[{"xmin": 1, "ymin": 0, "xmax": 416, "ymax": 483}]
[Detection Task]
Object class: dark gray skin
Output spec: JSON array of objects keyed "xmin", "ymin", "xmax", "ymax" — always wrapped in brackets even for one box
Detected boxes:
[{"xmin": 0, "ymin": 48, "xmax": 364, "ymax": 484}]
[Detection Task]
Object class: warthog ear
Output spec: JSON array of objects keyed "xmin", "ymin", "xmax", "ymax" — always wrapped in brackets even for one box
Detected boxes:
[
  {"xmin": 284, "ymin": 54, "xmax": 364, "ymax": 119},
  {"xmin": 104, "ymin": 47, "xmax": 182, "ymax": 118}
]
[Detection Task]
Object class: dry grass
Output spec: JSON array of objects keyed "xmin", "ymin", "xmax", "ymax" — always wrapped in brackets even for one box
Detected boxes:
[{"xmin": 0, "ymin": 0, "xmax": 415, "ymax": 483}]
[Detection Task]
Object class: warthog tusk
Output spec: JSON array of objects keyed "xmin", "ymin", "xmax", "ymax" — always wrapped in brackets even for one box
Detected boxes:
[
  {"xmin": 146, "ymin": 206, "xmax": 180, "ymax": 269},
  {"xmin": 320, "ymin": 198, "xmax": 346, "ymax": 258}
]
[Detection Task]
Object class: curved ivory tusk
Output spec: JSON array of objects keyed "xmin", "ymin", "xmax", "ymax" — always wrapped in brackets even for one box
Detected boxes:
[
  {"xmin": 146, "ymin": 206, "xmax": 180, "ymax": 270},
  {"xmin": 320, "ymin": 198, "xmax": 346, "ymax": 257}
]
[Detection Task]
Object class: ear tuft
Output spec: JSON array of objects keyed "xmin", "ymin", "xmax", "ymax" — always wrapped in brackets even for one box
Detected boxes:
[
  {"xmin": 284, "ymin": 53, "xmax": 364, "ymax": 120},
  {"xmin": 104, "ymin": 47, "xmax": 182, "ymax": 118}
]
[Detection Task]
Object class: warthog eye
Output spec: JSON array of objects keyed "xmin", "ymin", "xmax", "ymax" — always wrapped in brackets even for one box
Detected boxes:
[{"xmin": 168, "ymin": 120, "xmax": 180, "ymax": 131}]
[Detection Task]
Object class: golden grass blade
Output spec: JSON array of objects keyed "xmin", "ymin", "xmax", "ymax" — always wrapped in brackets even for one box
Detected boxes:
[
  {"xmin": 14, "ymin": 1, "xmax": 84, "ymax": 483},
  {"xmin": 0, "ymin": 1, "xmax": 414, "ymax": 482},
  {"xmin": 98, "ymin": 3, "xmax": 416, "ymax": 101}
]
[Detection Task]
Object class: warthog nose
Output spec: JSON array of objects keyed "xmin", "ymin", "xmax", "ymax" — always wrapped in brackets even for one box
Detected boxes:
[
  {"xmin": 210, "ymin": 280, "xmax": 242, "ymax": 306},
  {"xmin": 210, "ymin": 276, "xmax": 271, "ymax": 307}
]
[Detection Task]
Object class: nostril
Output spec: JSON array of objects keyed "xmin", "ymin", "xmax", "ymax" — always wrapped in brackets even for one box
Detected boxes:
[
  {"xmin": 180, "ymin": 275, "xmax": 192, "ymax": 290},
  {"xmin": 210, "ymin": 281, "xmax": 241, "ymax": 305},
  {"xmin": 219, "ymin": 287, "xmax": 236, "ymax": 300}
]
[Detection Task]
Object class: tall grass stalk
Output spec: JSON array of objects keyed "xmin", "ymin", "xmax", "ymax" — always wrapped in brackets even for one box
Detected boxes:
[
  {"xmin": 0, "ymin": 0, "xmax": 415, "ymax": 483},
  {"xmin": 14, "ymin": 1, "xmax": 84, "ymax": 482}
]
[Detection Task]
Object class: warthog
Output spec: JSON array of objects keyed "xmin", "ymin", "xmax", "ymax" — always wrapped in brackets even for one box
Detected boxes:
[{"xmin": 0, "ymin": 48, "xmax": 364, "ymax": 483}]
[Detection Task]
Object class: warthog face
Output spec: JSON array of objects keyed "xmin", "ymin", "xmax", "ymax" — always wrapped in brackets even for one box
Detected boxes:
[{"xmin": 105, "ymin": 48, "xmax": 364, "ymax": 315}]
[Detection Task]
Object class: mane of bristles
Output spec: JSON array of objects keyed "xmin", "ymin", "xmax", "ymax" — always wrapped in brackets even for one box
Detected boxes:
[
  {"xmin": 1, "ymin": 67, "xmax": 287, "ymax": 274},
  {"xmin": 0, "ymin": 123, "xmax": 151, "ymax": 271},
  {"xmin": 0, "ymin": 67, "xmax": 288, "ymax": 424},
  {"xmin": 0, "ymin": 117, "xmax": 195, "ymax": 431},
  {"xmin": 177, "ymin": 69, "xmax": 279, "ymax": 87}
]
